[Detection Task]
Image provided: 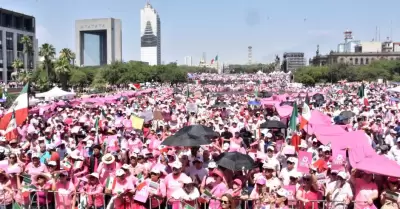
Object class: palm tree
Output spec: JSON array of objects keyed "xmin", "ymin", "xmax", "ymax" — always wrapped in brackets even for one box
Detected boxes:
[
  {"xmin": 38, "ymin": 43, "xmax": 56, "ymax": 81},
  {"xmin": 19, "ymin": 35, "xmax": 33, "ymax": 71},
  {"xmin": 59, "ymin": 48, "xmax": 75, "ymax": 64},
  {"xmin": 54, "ymin": 57, "xmax": 71, "ymax": 90},
  {"xmin": 11, "ymin": 59, "xmax": 23, "ymax": 81}
]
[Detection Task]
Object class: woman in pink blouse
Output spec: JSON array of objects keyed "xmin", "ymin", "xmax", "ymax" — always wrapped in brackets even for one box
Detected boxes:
[
  {"xmin": 25, "ymin": 153, "xmax": 48, "ymax": 175},
  {"xmin": 208, "ymin": 169, "xmax": 228, "ymax": 209},
  {"xmin": 84, "ymin": 173, "xmax": 104, "ymax": 209},
  {"xmin": 112, "ymin": 169, "xmax": 135, "ymax": 209},
  {"xmin": 0, "ymin": 171, "xmax": 13, "ymax": 208},
  {"xmin": 51, "ymin": 171, "xmax": 76, "ymax": 209},
  {"xmin": 33, "ymin": 173, "xmax": 54, "ymax": 209}
]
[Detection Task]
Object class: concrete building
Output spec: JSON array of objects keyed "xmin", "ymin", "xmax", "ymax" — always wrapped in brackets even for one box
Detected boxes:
[
  {"xmin": 355, "ymin": 41, "xmax": 382, "ymax": 53},
  {"xmin": 0, "ymin": 8, "xmax": 37, "ymax": 83},
  {"xmin": 140, "ymin": 2, "xmax": 161, "ymax": 66},
  {"xmin": 327, "ymin": 52, "xmax": 400, "ymax": 65},
  {"xmin": 75, "ymin": 18, "xmax": 122, "ymax": 67},
  {"xmin": 283, "ymin": 52, "xmax": 306, "ymax": 72},
  {"xmin": 337, "ymin": 30, "xmax": 360, "ymax": 53},
  {"xmin": 184, "ymin": 56, "xmax": 192, "ymax": 66}
]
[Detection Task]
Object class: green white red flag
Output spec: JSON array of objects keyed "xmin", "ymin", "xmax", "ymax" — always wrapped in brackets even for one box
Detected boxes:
[{"xmin": 0, "ymin": 84, "xmax": 29, "ymax": 130}]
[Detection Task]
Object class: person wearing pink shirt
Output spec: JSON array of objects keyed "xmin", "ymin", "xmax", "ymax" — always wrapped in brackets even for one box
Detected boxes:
[
  {"xmin": 164, "ymin": 161, "xmax": 190, "ymax": 208},
  {"xmin": 208, "ymin": 169, "xmax": 228, "ymax": 209},
  {"xmin": 25, "ymin": 153, "xmax": 48, "ymax": 181},
  {"xmin": 97, "ymin": 153, "xmax": 117, "ymax": 185},
  {"xmin": 84, "ymin": 173, "xmax": 104, "ymax": 209},
  {"xmin": 350, "ymin": 169, "xmax": 379, "ymax": 209},
  {"xmin": 112, "ymin": 169, "xmax": 135, "ymax": 209},
  {"xmin": 52, "ymin": 170, "xmax": 76, "ymax": 209}
]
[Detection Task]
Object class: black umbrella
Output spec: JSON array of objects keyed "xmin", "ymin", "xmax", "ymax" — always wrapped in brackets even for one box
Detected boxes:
[
  {"xmin": 215, "ymin": 152, "xmax": 255, "ymax": 171},
  {"xmin": 260, "ymin": 120, "xmax": 287, "ymax": 129},
  {"xmin": 312, "ymin": 93, "xmax": 325, "ymax": 102},
  {"xmin": 260, "ymin": 91, "xmax": 273, "ymax": 98},
  {"xmin": 161, "ymin": 133, "xmax": 212, "ymax": 147},
  {"xmin": 174, "ymin": 125, "xmax": 217, "ymax": 138},
  {"xmin": 339, "ymin": 111, "xmax": 355, "ymax": 119}
]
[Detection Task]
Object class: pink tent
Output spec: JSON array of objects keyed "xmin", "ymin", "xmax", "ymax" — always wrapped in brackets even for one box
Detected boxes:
[
  {"xmin": 308, "ymin": 110, "xmax": 331, "ymax": 125},
  {"xmin": 274, "ymin": 104, "xmax": 293, "ymax": 118},
  {"xmin": 348, "ymin": 144, "xmax": 400, "ymax": 177},
  {"xmin": 305, "ymin": 124, "xmax": 345, "ymax": 135}
]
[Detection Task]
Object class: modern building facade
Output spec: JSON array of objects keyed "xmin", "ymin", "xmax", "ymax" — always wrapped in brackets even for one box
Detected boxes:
[
  {"xmin": 140, "ymin": 3, "xmax": 161, "ymax": 66},
  {"xmin": 0, "ymin": 8, "xmax": 37, "ymax": 83},
  {"xmin": 184, "ymin": 56, "xmax": 192, "ymax": 66},
  {"xmin": 75, "ymin": 18, "xmax": 122, "ymax": 67},
  {"xmin": 283, "ymin": 52, "xmax": 306, "ymax": 72}
]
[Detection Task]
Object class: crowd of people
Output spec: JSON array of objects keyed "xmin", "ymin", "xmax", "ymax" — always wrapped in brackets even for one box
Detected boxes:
[{"xmin": 0, "ymin": 72, "xmax": 399, "ymax": 209}]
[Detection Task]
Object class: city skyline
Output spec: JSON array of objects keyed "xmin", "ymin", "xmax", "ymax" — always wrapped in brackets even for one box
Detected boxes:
[{"xmin": 2, "ymin": 0, "xmax": 400, "ymax": 65}]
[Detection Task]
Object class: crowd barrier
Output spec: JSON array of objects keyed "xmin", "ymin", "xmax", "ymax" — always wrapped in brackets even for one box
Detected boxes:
[{"xmin": 0, "ymin": 190, "xmax": 378, "ymax": 209}]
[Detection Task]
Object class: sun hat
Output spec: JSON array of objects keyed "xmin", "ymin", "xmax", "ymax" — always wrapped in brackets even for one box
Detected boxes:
[
  {"xmin": 101, "ymin": 153, "xmax": 116, "ymax": 164},
  {"xmin": 169, "ymin": 161, "xmax": 182, "ymax": 169},
  {"xmin": 34, "ymin": 173, "xmax": 51, "ymax": 182},
  {"xmin": 276, "ymin": 188, "xmax": 289, "ymax": 198},
  {"xmin": 211, "ymin": 169, "xmax": 224, "ymax": 179},
  {"xmin": 208, "ymin": 161, "xmax": 217, "ymax": 169},
  {"xmin": 87, "ymin": 172, "xmax": 100, "ymax": 179},
  {"xmin": 256, "ymin": 177, "xmax": 266, "ymax": 185},
  {"xmin": 116, "ymin": 169, "xmax": 125, "ymax": 177},
  {"xmin": 337, "ymin": 171, "xmax": 347, "ymax": 179}
]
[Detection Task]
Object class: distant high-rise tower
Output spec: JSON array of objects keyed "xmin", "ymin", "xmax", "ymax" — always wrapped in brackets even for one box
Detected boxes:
[
  {"xmin": 248, "ymin": 46, "xmax": 252, "ymax": 64},
  {"xmin": 184, "ymin": 56, "xmax": 193, "ymax": 66},
  {"xmin": 140, "ymin": 1, "xmax": 161, "ymax": 65}
]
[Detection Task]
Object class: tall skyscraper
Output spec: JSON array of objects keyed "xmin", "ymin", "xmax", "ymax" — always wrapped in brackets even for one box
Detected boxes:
[
  {"xmin": 140, "ymin": 2, "xmax": 161, "ymax": 66},
  {"xmin": 184, "ymin": 56, "xmax": 192, "ymax": 66}
]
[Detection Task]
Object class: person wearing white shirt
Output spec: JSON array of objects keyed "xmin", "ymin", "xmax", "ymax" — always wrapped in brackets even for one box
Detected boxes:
[
  {"xmin": 264, "ymin": 146, "xmax": 281, "ymax": 176},
  {"xmin": 388, "ymin": 138, "xmax": 400, "ymax": 164},
  {"xmin": 279, "ymin": 157, "xmax": 298, "ymax": 186},
  {"xmin": 384, "ymin": 129, "xmax": 396, "ymax": 147},
  {"xmin": 187, "ymin": 158, "xmax": 208, "ymax": 185},
  {"xmin": 325, "ymin": 171, "xmax": 353, "ymax": 209},
  {"xmin": 171, "ymin": 177, "xmax": 200, "ymax": 201}
]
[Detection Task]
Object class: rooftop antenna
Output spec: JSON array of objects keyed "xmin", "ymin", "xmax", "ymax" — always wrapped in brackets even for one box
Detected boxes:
[
  {"xmin": 378, "ymin": 26, "xmax": 381, "ymax": 41},
  {"xmin": 375, "ymin": 26, "xmax": 378, "ymax": 41},
  {"xmin": 391, "ymin": 20, "xmax": 393, "ymax": 41}
]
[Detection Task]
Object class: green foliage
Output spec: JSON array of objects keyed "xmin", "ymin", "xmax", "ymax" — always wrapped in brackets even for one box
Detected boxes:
[
  {"xmin": 228, "ymin": 63, "xmax": 276, "ymax": 74},
  {"xmin": 30, "ymin": 44, "xmax": 215, "ymax": 92},
  {"xmin": 294, "ymin": 60, "xmax": 400, "ymax": 85}
]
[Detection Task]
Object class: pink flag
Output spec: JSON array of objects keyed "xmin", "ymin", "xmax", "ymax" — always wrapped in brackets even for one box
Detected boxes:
[
  {"xmin": 297, "ymin": 151, "xmax": 312, "ymax": 173},
  {"xmin": 331, "ymin": 149, "xmax": 346, "ymax": 171}
]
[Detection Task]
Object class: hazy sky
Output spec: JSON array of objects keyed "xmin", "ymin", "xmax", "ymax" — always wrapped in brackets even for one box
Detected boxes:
[{"xmin": 2, "ymin": 0, "xmax": 399, "ymax": 64}]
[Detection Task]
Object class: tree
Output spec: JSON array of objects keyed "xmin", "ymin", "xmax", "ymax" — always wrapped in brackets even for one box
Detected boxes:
[
  {"xmin": 11, "ymin": 59, "xmax": 23, "ymax": 80},
  {"xmin": 59, "ymin": 48, "xmax": 75, "ymax": 65},
  {"xmin": 38, "ymin": 43, "xmax": 56, "ymax": 81},
  {"xmin": 54, "ymin": 58, "xmax": 71, "ymax": 90},
  {"xmin": 20, "ymin": 35, "xmax": 33, "ymax": 71}
]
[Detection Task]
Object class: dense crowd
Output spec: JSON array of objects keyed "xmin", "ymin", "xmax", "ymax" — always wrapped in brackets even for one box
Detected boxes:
[{"xmin": 0, "ymin": 72, "xmax": 399, "ymax": 209}]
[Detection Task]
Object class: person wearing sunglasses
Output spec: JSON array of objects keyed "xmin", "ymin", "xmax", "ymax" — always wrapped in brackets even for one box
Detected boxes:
[
  {"xmin": 171, "ymin": 177, "xmax": 200, "ymax": 208},
  {"xmin": 380, "ymin": 177, "xmax": 400, "ymax": 209},
  {"xmin": 296, "ymin": 174, "xmax": 319, "ymax": 209},
  {"xmin": 270, "ymin": 188, "xmax": 290, "ymax": 209},
  {"xmin": 220, "ymin": 193, "xmax": 236, "ymax": 209},
  {"xmin": 326, "ymin": 171, "xmax": 353, "ymax": 209}
]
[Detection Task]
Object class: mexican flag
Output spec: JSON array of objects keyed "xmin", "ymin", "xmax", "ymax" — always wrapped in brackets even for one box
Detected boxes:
[
  {"xmin": 299, "ymin": 102, "xmax": 311, "ymax": 130},
  {"xmin": 0, "ymin": 83, "xmax": 29, "ymax": 129},
  {"xmin": 358, "ymin": 83, "xmax": 369, "ymax": 106},
  {"xmin": 129, "ymin": 83, "xmax": 141, "ymax": 90},
  {"xmin": 288, "ymin": 102, "xmax": 298, "ymax": 132},
  {"xmin": 288, "ymin": 102, "xmax": 301, "ymax": 151},
  {"xmin": 105, "ymin": 176, "xmax": 116, "ymax": 190},
  {"xmin": 4, "ymin": 110, "xmax": 18, "ymax": 141},
  {"xmin": 62, "ymin": 161, "xmax": 72, "ymax": 171},
  {"xmin": 211, "ymin": 55, "xmax": 218, "ymax": 64}
]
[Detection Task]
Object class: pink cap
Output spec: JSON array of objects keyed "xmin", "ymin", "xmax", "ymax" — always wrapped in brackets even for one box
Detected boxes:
[{"xmin": 256, "ymin": 177, "xmax": 266, "ymax": 185}]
